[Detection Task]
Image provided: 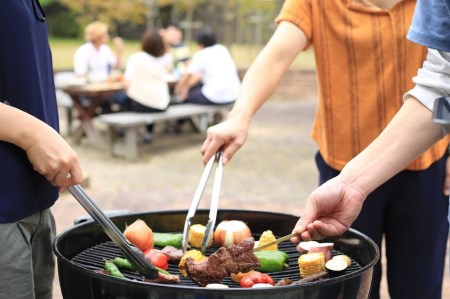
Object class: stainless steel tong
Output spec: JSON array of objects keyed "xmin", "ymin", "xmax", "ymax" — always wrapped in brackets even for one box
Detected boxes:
[
  {"xmin": 68, "ymin": 184, "xmax": 159, "ymax": 279},
  {"xmin": 182, "ymin": 151, "xmax": 224, "ymax": 254}
]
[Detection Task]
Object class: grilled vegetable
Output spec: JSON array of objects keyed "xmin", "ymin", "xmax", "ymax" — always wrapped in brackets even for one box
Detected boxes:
[
  {"xmin": 325, "ymin": 258, "xmax": 348, "ymax": 273},
  {"xmin": 178, "ymin": 249, "xmax": 205, "ymax": 277},
  {"xmin": 257, "ymin": 230, "xmax": 277, "ymax": 251},
  {"xmin": 332, "ymin": 255, "xmax": 352, "ymax": 267},
  {"xmin": 240, "ymin": 271, "xmax": 274, "ymax": 288},
  {"xmin": 104, "ymin": 260, "xmax": 126, "ymax": 279},
  {"xmin": 153, "ymin": 232, "xmax": 183, "ymax": 249},
  {"xmin": 123, "ymin": 219, "xmax": 154, "ymax": 251},
  {"xmin": 112, "ymin": 257, "xmax": 170, "ymax": 275},
  {"xmin": 188, "ymin": 224, "xmax": 212, "ymax": 248},
  {"xmin": 254, "ymin": 250, "xmax": 289, "ymax": 272},
  {"xmin": 113, "ymin": 257, "xmax": 134, "ymax": 271},
  {"xmin": 144, "ymin": 249, "xmax": 169, "ymax": 270},
  {"xmin": 298, "ymin": 252, "xmax": 325, "ymax": 278},
  {"xmin": 230, "ymin": 271, "xmax": 254, "ymax": 283},
  {"xmin": 206, "ymin": 283, "xmax": 229, "ymax": 288},
  {"xmin": 213, "ymin": 220, "xmax": 252, "ymax": 248}
]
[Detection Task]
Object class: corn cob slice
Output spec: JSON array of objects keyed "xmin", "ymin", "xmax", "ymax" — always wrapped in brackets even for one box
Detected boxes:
[
  {"xmin": 178, "ymin": 249, "xmax": 206, "ymax": 277},
  {"xmin": 188, "ymin": 224, "xmax": 213, "ymax": 248},
  {"xmin": 298, "ymin": 252, "xmax": 325, "ymax": 278},
  {"xmin": 258, "ymin": 230, "xmax": 278, "ymax": 250}
]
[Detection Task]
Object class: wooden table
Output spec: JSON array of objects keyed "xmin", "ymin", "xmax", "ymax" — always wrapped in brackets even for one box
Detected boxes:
[{"xmin": 62, "ymin": 82, "xmax": 126, "ymax": 147}]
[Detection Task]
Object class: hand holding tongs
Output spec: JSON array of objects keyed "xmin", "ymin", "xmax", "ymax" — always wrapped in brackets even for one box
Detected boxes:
[
  {"xmin": 182, "ymin": 151, "xmax": 224, "ymax": 254},
  {"xmin": 68, "ymin": 184, "xmax": 159, "ymax": 279}
]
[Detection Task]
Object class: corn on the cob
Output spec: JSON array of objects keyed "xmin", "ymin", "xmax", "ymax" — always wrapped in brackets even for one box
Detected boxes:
[
  {"xmin": 258, "ymin": 230, "xmax": 277, "ymax": 250},
  {"xmin": 178, "ymin": 249, "xmax": 205, "ymax": 276},
  {"xmin": 188, "ymin": 224, "xmax": 212, "ymax": 248},
  {"xmin": 298, "ymin": 252, "xmax": 325, "ymax": 278}
]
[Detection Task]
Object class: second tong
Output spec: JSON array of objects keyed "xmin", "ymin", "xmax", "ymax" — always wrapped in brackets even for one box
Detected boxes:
[{"xmin": 182, "ymin": 151, "xmax": 224, "ymax": 254}]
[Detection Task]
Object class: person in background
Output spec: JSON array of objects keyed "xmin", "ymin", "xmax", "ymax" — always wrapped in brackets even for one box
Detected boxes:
[
  {"xmin": 73, "ymin": 21, "xmax": 124, "ymax": 82},
  {"xmin": 175, "ymin": 28, "xmax": 240, "ymax": 106},
  {"xmin": 161, "ymin": 23, "xmax": 191, "ymax": 77},
  {"xmin": 124, "ymin": 29, "xmax": 172, "ymax": 141},
  {"xmin": 199, "ymin": 1, "xmax": 450, "ymax": 298},
  {"xmin": 0, "ymin": 1, "xmax": 83, "ymax": 298}
]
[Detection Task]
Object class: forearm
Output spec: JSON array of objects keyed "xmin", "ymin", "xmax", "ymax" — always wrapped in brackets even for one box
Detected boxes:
[
  {"xmin": 0, "ymin": 103, "xmax": 52, "ymax": 150},
  {"xmin": 339, "ymin": 96, "xmax": 443, "ymax": 196},
  {"xmin": 229, "ymin": 21, "xmax": 306, "ymax": 124}
]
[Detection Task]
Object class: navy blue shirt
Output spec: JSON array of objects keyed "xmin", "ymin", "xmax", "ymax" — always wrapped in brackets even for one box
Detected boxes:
[
  {"xmin": 0, "ymin": 0, "xmax": 59, "ymax": 223},
  {"xmin": 407, "ymin": 0, "xmax": 450, "ymax": 51}
]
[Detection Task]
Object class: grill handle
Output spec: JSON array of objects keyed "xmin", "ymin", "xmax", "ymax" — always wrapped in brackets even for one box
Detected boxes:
[{"xmin": 68, "ymin": 184, "xmax": 158, "ymax": 279}]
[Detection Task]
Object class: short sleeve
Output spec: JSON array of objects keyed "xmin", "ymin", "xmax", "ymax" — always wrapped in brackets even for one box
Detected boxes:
[
  {"xmin": 275, "ymin": 0, "xmax": 312, "ymax": 45},
  {"xmin": 404, "ymin": 48, "xmax": 450, "ymax": 135}
]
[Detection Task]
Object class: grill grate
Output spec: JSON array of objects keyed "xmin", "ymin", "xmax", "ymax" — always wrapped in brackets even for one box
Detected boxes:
[{"xmin": 71, "ymin": 237, "xmax": 362, "ymax": 288}]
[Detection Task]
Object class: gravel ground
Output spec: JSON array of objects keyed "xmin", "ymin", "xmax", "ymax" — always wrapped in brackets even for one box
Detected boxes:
[{"xmin": 51, "ymin": 98, "xmax": 449, "ymax": 298}]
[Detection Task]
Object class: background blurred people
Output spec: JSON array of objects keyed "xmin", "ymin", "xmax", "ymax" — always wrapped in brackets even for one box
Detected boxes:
[
  {"xmin": 160, "ymin": 23, "xmax": 191, "ymax": 77},
  {"xmin": 73, "ymin": 21, "xmax": 124, "ymax": 83},
  {"xmin": 175, "ymin": 28, "xmax": 240, "ymax": 106},
  {"xmin": 124, "ymin": 29, "xmax": 172, "ymax": 141},
  {"xmin": 125, "ymin": 29, "xmax": 171, "ymax": 113},
  {"xmin": 199, "ymin": 1, "xmax": 449, "ymax": 298}
]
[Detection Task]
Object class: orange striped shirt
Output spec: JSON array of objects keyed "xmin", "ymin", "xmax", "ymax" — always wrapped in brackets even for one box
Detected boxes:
[{"xmin": 276, "ymin": 0, "xmax": 449, "ymax": 171}]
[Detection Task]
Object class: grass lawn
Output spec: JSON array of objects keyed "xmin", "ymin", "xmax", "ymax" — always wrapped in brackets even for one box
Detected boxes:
[{"xmin": 49, "ymin": 37, "xmax": 316, "ymax": 72}]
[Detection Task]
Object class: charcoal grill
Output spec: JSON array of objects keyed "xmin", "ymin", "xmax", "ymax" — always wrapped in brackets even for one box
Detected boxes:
[{"xmin": 54, "ymin": 209, "xmax": 379, "ymax": 299}]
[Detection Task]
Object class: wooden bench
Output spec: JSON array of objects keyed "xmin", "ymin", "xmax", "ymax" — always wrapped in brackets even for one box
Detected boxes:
[{"xmin": 95, "ymin": 103, "xmax": 232, "ymax": 160}]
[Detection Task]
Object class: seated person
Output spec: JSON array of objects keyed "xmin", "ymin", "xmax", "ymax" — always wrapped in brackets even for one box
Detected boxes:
[
  {"xmin": 124, "ymin": 29, "xmax": 171, "ymax": 139},
  {"xmin": 73, "ymin": 21, "xmax": 126, "ymax": 113},
  {"xmin": 125, "ymin": 29, "xmax": 171, "ymax": 113},
  {"xmin": 160, "ymin": 23, "xmax": 191, "ymax": 77},
  {"xmin": 74, "ymin": 21, "xmax": 123, "ymax": 82},
  {"xmin": 174, "ymin": 28, "xmax": 240, "ymax": 106}
]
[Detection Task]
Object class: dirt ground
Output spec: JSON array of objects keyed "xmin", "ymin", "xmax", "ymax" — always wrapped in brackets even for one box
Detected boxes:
[{"xmin": 51, "ymin": 98, "xmax": 449, "ymax": 298}]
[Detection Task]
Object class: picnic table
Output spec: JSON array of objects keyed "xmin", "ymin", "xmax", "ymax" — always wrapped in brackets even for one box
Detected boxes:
[{"xmin": 62, "ymin": 81, "xmax": 127, "ymax": 148}]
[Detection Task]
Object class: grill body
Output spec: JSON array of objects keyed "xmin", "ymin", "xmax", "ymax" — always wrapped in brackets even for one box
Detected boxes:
[{"xmin": 54, "ymin": 209, "xmax": 379, "ymax": 299}]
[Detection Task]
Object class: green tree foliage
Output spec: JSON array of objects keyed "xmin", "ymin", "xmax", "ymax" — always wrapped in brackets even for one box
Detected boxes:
[{"xmin": 59, "ymin": 0, "xmax": 148, "ymax": 34}]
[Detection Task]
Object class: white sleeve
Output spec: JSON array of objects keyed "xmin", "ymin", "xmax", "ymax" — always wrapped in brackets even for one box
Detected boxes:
[
  {"xmin": 404, "ymin": 48, "xmax": 450, "ymax": 135},
  {"xmin": 73, "ymin": 46, "xmax": 88, "ymax": 76},
  {"xmin": 186, "ymin": 52, "xmax": 202, "ymax": 75}
]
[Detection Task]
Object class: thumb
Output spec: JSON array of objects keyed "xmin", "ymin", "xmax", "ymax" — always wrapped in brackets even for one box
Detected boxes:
[{"xmin": 292, "ymin": 197, "xmax": 319, "ymax": 241}]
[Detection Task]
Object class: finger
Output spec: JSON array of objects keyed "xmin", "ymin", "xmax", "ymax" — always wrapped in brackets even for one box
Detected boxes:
[
  {"xmin": 45, "ymin": 172, "xmax": 58, "ymax": 186},
  {"xmin": 52, "ymin": 169, "xmax": 71, "ymax": 187},
  {"xmin": 60, "ymin": 167, "xmax": 83, "ymax": 193},
  {"xmin": 203, "ymin": 139, "xmax": 223, "ymax": 165},
  {"xmin": 200, "ymin": 137, "xmax": 211, "ymax": 156},
  {"xmin": 221, "ymin": 142, "xmax": 241, "ymax": 165},
  {"xmin": 307, "ymin": 222, "xmax": 326, "ymax": 240}
]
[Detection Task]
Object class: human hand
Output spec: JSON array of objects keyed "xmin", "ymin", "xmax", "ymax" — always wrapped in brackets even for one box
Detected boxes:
[
  {"xmin": 23, "ymin": 124, "xmax": 83, "ymax": 192},
  {"xmin": 200, "ymin": 117, "xmax": 250, "ymax": 165},
  {"xmin": 443, "ymin": 155, "xmax": 450, "ymax": 196},
  {"xmin": 291, "ymin": 176, "xmax": 366, "ymax": 241}
]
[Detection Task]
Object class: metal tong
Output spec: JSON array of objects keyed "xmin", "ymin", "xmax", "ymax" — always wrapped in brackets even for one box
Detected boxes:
[
  {"xmin": 182, "ymin": 151, "xmax": 224, "ymax": 254},
  {"xmin": 68, "ymin": 184, "xmax": 159, "ymax": 279}
]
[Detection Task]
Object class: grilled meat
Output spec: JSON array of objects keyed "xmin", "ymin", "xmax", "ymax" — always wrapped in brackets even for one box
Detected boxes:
[
  {"xmin": 185, "ymin": 237, "xmax": 260, "ymax": 286},
  {"xmin": 161, "ymin": 246, "xmax": 184, "ymax": 263},
  {"xmin": 144, "ymin": 272, "xmax": 180, "ymax": 284}
]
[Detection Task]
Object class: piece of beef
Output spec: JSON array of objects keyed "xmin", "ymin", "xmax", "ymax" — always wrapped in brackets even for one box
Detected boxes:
[
  {"xmin": 291, "ymin": 271, "xmax": 329, "ymax": 285},
  {"xmin": 144, "ymin": 272, "xmax": 180, "ymax": 284},
  {"xmin": 185, "ymin": 238, "xmax": 260, "ymax": 286},
  {"xmin": 275, "ymin": 278, "xmax": 293, "ymax": 286},
  {"xmin": 160, "ymin": 246, "xmax": 183, "ymax": 263}
]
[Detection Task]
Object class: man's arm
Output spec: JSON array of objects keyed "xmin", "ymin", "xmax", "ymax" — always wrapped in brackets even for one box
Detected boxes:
[
  {"xmin": 294, "ymin": 97, "xmax": 444, "ymax": 240},
  {"xmin": 200, "ymin": 21, "xmax": 308, "ymax": 164},
  {"xmin": 0, "ymin": 103, "xmax": 83, "ymax": 191}
]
